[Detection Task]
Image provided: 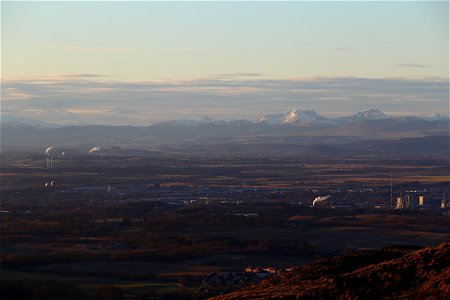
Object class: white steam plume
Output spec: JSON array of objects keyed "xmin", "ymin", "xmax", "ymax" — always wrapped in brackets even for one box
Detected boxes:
[
  {"xmin": 312, "ymin": 195, "xmax": 330, "ymax": 206},
  {"xmin": 89, "ymin": 146, "xmax": 100, "ymax": 154},
  {"xmin": 45, "ymin": 146, "xmax": 54, "ymax": 155}
]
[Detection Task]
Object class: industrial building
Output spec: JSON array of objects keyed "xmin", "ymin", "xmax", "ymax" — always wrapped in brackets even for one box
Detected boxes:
[{"xmin": 396, "ymin": 190, "xmax": 448, "ymax": 210}]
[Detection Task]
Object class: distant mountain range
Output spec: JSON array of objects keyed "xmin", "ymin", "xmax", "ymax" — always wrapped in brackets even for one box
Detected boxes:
[
  {"xmin": 1, "ymin": 109, "xmax": 448, "ymax": 156},
  {"xmin": 0, "ymin": 114, "xmax": 59, "ymax": 128},
  {"xmin": 258, "ymin": 108, "xmax": 393, "ymax": 125},
  {"xmin": 1, "ymin": 108, "xmax": 449, "ymax": 128}
]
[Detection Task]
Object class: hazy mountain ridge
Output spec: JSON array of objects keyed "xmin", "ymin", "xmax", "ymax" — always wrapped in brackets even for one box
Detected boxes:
[
  {"xmin": 2, "ymin": 108, "xmax": 448, "ymax": 128},
  {"xmin": 213, "ymin": 243, "xmax": 450, "ymax": 300},
  {"xmin": 1, "ymin": 109, "xmax": 448, "ymax": 155},
  {"xmin": 0, "ymin": 114, "xmax": 60, "ymax": 128}
]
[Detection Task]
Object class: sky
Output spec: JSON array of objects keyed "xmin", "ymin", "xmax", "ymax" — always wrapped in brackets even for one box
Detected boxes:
[{"xmin": 1, "ymin": 1, "xmax": 449, "ymax": 125}]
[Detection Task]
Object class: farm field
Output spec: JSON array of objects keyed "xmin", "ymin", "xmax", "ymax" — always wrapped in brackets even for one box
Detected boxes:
[{"xmin": 1, "ymin": 153, "xmax": 449, "ymax": 299}]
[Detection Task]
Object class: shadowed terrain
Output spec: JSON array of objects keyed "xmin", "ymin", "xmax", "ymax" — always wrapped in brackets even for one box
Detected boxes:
[{"xmin": 213, "ymin": 243, "xmax": 450, "ymax": 300}]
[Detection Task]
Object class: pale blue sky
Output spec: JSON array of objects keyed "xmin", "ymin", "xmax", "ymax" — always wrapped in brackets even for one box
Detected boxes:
[{"xmin": 1, "ymin": 1, "xmax": 449, "ymax": 124}]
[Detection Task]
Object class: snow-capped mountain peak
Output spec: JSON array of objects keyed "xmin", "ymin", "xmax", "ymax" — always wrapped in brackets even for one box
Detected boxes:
[
  {"xmin": 336, "ymin": 108, "xmax": 389, "ymax": 123},
  {"xmin": 284, "ymin": 109, "xmax": 298, "ymax": 124},
  {"xmin": 353, "ymin": 108, "xmax": 388, "ymax": 120},
  {"xmin": 258, "ymin": 109, "xmax": 327, "ymax": 125}
]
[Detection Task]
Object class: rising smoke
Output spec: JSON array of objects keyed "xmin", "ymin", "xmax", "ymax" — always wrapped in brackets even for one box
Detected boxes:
[
  {"xmin": 45, "ymin": 146, "xmax": 54, "ymax": 155},
  {"xmin": 312, "ymin": 195, "xmax": 330, "ymax": 207},
  {"xmin": 89, "ymin": 146, "xmax": 100, "ymax": 154}
]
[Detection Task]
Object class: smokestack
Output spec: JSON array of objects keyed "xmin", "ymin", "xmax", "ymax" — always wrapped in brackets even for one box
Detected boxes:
[{"xmin": 45, "ymin": 146, "xmax": 54, "ymax": 168}]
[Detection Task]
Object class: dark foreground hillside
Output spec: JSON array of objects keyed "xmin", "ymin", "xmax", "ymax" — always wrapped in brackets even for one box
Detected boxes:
[{"xmin": 213, "ymin": 243, "xmax": 450, "ymax": 300}]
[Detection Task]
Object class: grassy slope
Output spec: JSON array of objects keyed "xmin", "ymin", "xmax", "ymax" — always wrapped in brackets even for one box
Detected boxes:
[{"xmin": 213, "ymin": 243, "xmax": 450, "ymax": 300}]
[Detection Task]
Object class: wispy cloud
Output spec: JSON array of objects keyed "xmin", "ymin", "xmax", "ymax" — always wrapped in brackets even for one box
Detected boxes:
[
  {"xmin": 332, "ymin": 47, "xmax": 354, "ymax": 51},
  {"xmin": 1, "ymin": 88, "xmax": 34, "ymax": 101},
  {"xmin": 2, "ymin": 76, "xmax": 448, "ymax": 125},
  {"xmin": 299, "ymin": 42, "xmax": 322, "ymax": 46},
  {"xmin": 397, "ymin": 63, "xmax": 435, "ymax": 69},
  {"xmin": 50, "ymin": 46, "xmax": 143, "ymax": 53},
  {"xmin": 66, "ymin": 107, "xmax": 113, "ymax": 114},
  {"xmin": 57, "ymin": 74, "xmax": 109, "ymax": 78},
  {"xmin": 210, "ymin": 73, "xmax": 263, "ymax": 78},
  {"xmin": 48, "ymin": 46, "xmax": 202, "ymax": 53}
]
